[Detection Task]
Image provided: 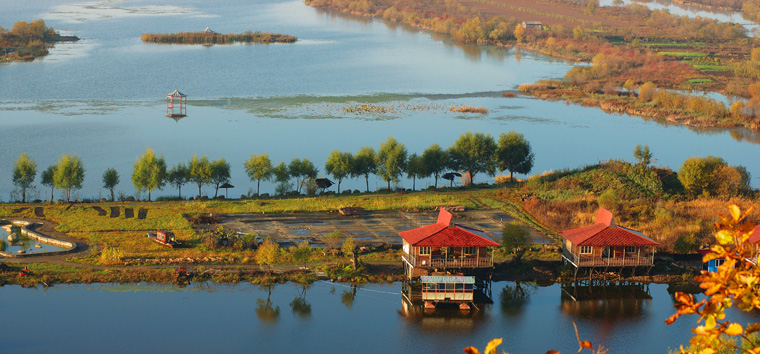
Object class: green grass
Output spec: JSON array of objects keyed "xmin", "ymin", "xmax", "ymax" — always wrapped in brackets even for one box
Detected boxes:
[
  {"xmin": 658, "ymin": 51, "xmax": 707, "ymax": 57},
  {"xmin": 687, "ymin": 78, "xmax": 714, "ymax": 85},
  {"xmin": 691, "ymin": 63, "xmax": 728, "ymax": 72},
  {"xmin": 643, "ymin": 42, "xmax": 706, "ymax": 47}
]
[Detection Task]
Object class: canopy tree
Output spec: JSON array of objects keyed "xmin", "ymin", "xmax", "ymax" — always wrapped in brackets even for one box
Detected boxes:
[
  {"xmin": 244, "ymin": 153, "xmax": 273, "ymax": 196},
  {"xmin": 167, "ymin": 162, "xmax": 189, "ymax": 199},
  {"xmin": 352, "ymin": 146, "xmax": 376, "ymax": 192},
  {"xmin": 325, "ymin": 150, "xmax": 353, "ymax": 193},
  {"xmin": 41, "ymin": 165, "xmax": 56, "ymax": 202},
  {"xmin": 634, "ymin": 144, "xmax": 653, "ymax": 166},
  {"xmin": 131, "ymin": 147, "xmax": 167, "ymax": 201},
  {"xmin": 53, "ymin": 153, "xmax": 85, "ymax": 202},
  {"xmin": 102, "ymin": 168, "xmax": 119, "ymax": 201},
  {"xmin": 448, "ymin": 131, "xmax": 496, "ymax": 185},
  {"xmin": 188, "ymin": 155, "xmax": 212, "ymax": 197},
  {"xmin": 210, "ymin": 158, "xmax": 231, "ymax": 198},
  {"xmin": 405, "ymin": 153, "xmax": 426, "ymax": 191},
  {"xmin": 12, "ymin": 152, "xmax": 37, "ymax": 202},
  {"xmin": 273, "ymin": 162, "xmax": 291, "ymax": 196},
  {"xmin": 421, "ymin": 143, "xmax": 448, "ymax": 188},
  {"xmin": 289, "ymin": 158, "xmax": 318, "ymax": 194},
  {"xmin": 495, "ymin": 131, "xmax": 534, "ymax": 181},
  {"xmin": 376, "ymin": 136, "xmax": 407, "ymax": 192}
]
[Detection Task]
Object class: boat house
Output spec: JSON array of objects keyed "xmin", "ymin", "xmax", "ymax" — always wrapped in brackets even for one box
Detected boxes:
[
  {"xmin": 561, "ymin": 208, "xmax": 659, "ymax": 273},
  {"xmin": 399, "ymin": 208, "xmax": 499, "ymax": 279}
]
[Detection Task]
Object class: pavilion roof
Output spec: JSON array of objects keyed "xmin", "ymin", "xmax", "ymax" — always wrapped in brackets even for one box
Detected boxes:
[
  {"xmin": 166, "ymin": 88, "xmax": 187, "ymax": 97},
  {"xmin": 398, "ymin": 209, "xmax": 499, "ymax": 247},
  {"xmin": 561, "ymin": 208, "xmax": 659, "ymax": 247}
]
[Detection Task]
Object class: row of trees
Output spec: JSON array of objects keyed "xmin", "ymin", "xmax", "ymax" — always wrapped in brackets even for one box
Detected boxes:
[
  {"xmin": 10, "ymin": 131, "xmax": 535, "ymax": 202},
  {"xmin": 244, "ymin": 132, "xmax": 534, "ymax": 196}
]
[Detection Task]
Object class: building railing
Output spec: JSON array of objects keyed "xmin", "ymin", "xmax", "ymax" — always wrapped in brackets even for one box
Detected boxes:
[
  {"xmin": 562, "ymin": 251, "xmax": 654, "ymax": 268},
  {"xmin": 402, "ymin": 252, "xmax": 492, "ymax": 268}
]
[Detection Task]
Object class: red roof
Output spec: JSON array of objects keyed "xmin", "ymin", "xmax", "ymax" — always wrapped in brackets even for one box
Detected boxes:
[
  {"xmin": 561, "ymin": 208, "xmax": 659, "ymax": 247},
  {"xmin": 399, "ymin": 209, "xmax": 499, "ymax": 247}
]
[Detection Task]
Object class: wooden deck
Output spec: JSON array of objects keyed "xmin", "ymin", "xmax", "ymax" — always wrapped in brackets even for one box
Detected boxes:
[
  {"xmin": 562, "ymin": 253, "xmax": 654, "ymax": 268},
  {"xmin": 402, "ymin": 252, "xmax": 493, "ymax": 269}
]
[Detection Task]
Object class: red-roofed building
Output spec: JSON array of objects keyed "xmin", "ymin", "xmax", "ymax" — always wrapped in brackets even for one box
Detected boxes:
[
  {"xmin": 561, "ymin": 208, "xmax": 659, "ymax": 269},
  {"xmin": 400, "ymin": 208, "xmax": 499, "ymax": 279}
]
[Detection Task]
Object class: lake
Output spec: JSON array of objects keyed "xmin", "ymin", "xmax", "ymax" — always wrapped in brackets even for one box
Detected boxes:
[
  {"xmin": 0, "ymin": 281, "xmax": 756, "ymax": 353},
  {"xmin": 1, "ymin": 0, "xmax": 759, "ymax": 200}
]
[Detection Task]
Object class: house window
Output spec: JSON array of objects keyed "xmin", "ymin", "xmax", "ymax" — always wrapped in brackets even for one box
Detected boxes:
[
  {"xmin": 625, "ymin": 246, "xmax": 636, "ymax": 253},
  {"xmin": 464, "ymin": 246, "xmax": 477, "ymax": 255},
  {"xmin": 715, "ymin": 259, "xmax": 725, "ymax": 267},
  {"xmin": 419, "ymin": 247, "xmax": 431, "ymax": 255},
  {"xmin": 579, "ymin": 246, "xmax": 593, "ymax": 255}
]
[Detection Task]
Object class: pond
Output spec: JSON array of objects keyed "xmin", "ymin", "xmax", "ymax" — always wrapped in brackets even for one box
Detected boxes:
[
  {"xmin": 0, "ymin": 225, "xmax": 67, "ymax": 255},
  {"xmin": 0, "ymin": 281, "xmax": 756, "ymax": 353},
  {"xmin": 1, "ymin": 0, "xmax": 760, "ymax": 201}
]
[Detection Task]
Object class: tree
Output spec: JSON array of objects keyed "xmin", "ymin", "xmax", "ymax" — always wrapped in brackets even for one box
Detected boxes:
[
  {"xmin": 131, "ymin": 147, "xmax": 166, "ymax": 201},
  {"xmin": 342, "ymin": 236, "xmax": 357, "ymax": 269},
  {"xmin": 514, "ymin": 24, "xmax": 526, "ymax": 43},
  {"xmin": 273, "ymin": 162, "xmax": 291, "ymax": 196},
  {"xmin": 448, "ymin": 131, "xmax": 496, "ymax": 185},
  {"xmin": 102, "ymin": 168, "xmax": 119, "ymax": 201},
  {"xmin": 167, "ymin": 162, "xmax": 189, "ymax": 199},
  {"xmin": 244, "ymin": 153, "xmax": 273, "ymax": 196},
  {"xmin": 638, "ymin": 81, "xmax": 657, "ymax": 101},
  {"xmin": 289, "ymin": 158, "xmax": 318, "ymax": 194},
  {"xmin": 422, "ymin": 144, "xmax": 449, "ymax": 189},
  {"xmin": 352, "ymin": 146, "xmax": 377, "ymax": 192},
  {"xmin": 666, "ymin": 205, "xmax": 760, "ymax": 354},
  {"xmin": 502, "ymin": 221, "xmax": 530, "ymax": 260},
  {"xmin": 495, "ymin": 132, "xmax": 534, "ymax": 181},
  {"xmin": 188, "ymin": 155, "xmax": 212, "ymax": 197},
  {"xmin": 633, "ymin": 144, "xmax": 653, "ymax": 166},
  {"xmin": 41, "ymin": 165, "xmax": 55, "ymax": 202},
  {"xmin": 210, "ymin": 158, "xmax": 231, "ymax": 198},
  {"xmin": 325, "ymin": 150, "xmax": 353, "ymax": 193},
  {"xmin": 12, "ymin": 152, "xmax": 37, "ymax": 202},
  {"xmin": 53, "ymin": 153, "xmax": 85, "ymax": 203},
  {"xmin": 678, "ymin": 155, "xmax": 726, "ymax": 196},
  {"xmin": 255, "ymin": 238, "xmax": 280, "ymax": 273},
  {"xmin": 405, "ymin": 153, "xmax": 426, "ymax": 191},
  {"xmin": 376, "ymin": 137, "xmax": 407, "ymax": 192}
]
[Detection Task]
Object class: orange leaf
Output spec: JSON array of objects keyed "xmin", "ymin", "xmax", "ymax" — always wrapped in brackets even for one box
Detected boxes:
[
  {"xmin": 580, "ymin": 341, "xmax": 593, "ymax": 350},
  {"xmin": 464, "ymin": 347, "xmax": 481, "ymax": 354},
  {"xmin": 485, "ymin": 338, "xmax": 503, "ymax": 354},
  {"xmin": 545, "ymin": 351, "xmax": 560, "ymax": 354}
]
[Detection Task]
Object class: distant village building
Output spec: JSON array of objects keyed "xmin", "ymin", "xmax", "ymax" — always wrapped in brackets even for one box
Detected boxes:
[
  {"xmin": 521, "ymin": 21, "xmax": 543, "ymax": 30},
  {"xmin": 561, "ymin": 208, "xmax": 659, "ymax": 274},
  {"xmin": 399, "ymin": 208, "xmax": 499, "ymax": 280}
]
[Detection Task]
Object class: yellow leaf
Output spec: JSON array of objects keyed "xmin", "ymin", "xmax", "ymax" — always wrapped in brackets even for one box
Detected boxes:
[
  {"xmin": 698, "ymin": 348, "xmax": 716, "ymax": 354},
  {"xmin": 485, "ymin": 338, "xmax": 503, "ymax": 354},
  {"xmin": 464, "ymin": 347, "xmax": 481, "ymax": 354},
  {"xmin": 715, "ymin": 230, "xmax": 733, "ymax": 245},
  {"xmin": 725, "ymin": 323, "xmax": 743, "ymax": 336},
  {"xmin": 729, "ymin": 205, "xmax": 741, "ymax": 221}
]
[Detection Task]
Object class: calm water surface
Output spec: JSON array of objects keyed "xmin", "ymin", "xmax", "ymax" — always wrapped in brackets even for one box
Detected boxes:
[
  {"xmin": 1, "ymin": 0, "xmax": 759, "ymax": 200},
  {"xmin": 0, "ymin": 282, "xmax": 756, "ymax": 353}
]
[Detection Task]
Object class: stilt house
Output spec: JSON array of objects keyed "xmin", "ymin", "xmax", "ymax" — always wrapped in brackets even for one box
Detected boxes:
[
  {"xmin": 399, "ymin": 208, "xmax": 499, "ymax": 279},
  {"xmin": 561, "ymin": 208, "xmax": 659, "ymax": 270}
]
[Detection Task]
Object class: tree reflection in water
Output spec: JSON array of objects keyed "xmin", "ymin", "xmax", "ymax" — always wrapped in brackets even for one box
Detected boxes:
[
  {"xmin": 256, "ymin": 283, "xmax": 280, "ymax": 323},
  {"xmin": 499, "ymin": 281, "xmax": 536, "ymax": 317},
  {"xmin": 340, "ymin": 284, "xmax": 358, "ymax": 310},
  {"xmin": 290, "ymin": 283, "xmax": 312, "ymax": 318}
]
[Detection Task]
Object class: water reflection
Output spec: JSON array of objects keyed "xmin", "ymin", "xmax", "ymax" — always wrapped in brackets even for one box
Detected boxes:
[
  {"xmin": 340, "ymin": 284, "xmax": 358, "ymax": 310},
  {"xmin": 560, "ymin": 283, "xmax": 652, "ymax": 320},
  {"xmin": 255, "ymin": 283, "xmax": 280, "ymax": 323},
  {"xmin": 499, "ymin": 281, "xmax": 536, "ymax": 317},
  {"xmin": 289, "ymin": 283, "xmax": 312, "ymax": 318},
  {"xmin": 399, "ymin": 281, "xmax": 492, "ymax": 333}
]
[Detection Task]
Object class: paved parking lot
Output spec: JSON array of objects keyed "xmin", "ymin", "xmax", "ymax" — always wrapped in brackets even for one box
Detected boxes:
[{"xmin": 216, "ymin": 209, "xmax": 551, "ymax": 248}]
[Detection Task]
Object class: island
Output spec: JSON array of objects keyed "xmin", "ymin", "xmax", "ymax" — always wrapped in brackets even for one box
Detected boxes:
[
  {"xmin": 0, "ymin": 19, "xmax": 79, "ymax": 62},
  {"xmin": 141, "ymin": 27, "xmax": 297, "ymax": 45}
]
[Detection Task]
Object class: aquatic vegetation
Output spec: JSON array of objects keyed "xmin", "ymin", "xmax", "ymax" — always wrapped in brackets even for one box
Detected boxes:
[
  {"xmin": 141, "ymin": 31, "xmax": 296, "ymax": 45},
  {"xmin": 449, "ymin": 105, "xmax": 489, "ymax": 113}
]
